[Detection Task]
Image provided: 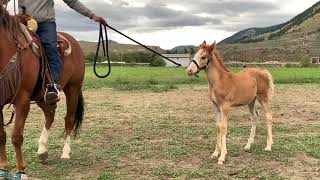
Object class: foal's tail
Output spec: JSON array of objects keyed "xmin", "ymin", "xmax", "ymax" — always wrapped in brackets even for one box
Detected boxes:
[
  {"xmin": 262, "ymin": 70, "xmax": 274, "ymax": 99},
  {"xmin": 74, "ymin": 90, "xmax": 84, "ymax": 137}
]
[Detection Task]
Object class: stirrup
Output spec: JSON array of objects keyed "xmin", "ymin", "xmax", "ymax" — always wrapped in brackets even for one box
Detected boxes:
[
  {"xmin": 44, "ymin": 83, "xmax": 60, "ymax": 104},
  {"xmin": 0, "ymin": 169, "xmax": 10, "ymax": 180},
  {"xmin": 13, "ymin": 172, "xmax": 28, "ymax": 180}
]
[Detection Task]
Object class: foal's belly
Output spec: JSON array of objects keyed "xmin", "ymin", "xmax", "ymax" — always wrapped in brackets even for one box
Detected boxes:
[{"xmin": 231, "ymin": 79, "xmax": 257, "ymax": 106}]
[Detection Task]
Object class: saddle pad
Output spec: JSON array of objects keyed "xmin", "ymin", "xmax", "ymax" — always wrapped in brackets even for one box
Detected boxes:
[{"xmin": 19, "ymin": 23, "xmax": 72, "ymax": 57}]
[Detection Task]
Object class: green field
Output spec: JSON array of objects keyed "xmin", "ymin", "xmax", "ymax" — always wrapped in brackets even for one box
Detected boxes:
[{"xmin": 85, "ymin": 66, "xmax": 320, "ymax": 91}]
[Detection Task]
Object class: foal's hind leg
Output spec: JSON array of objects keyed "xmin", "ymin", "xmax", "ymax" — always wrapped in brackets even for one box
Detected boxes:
[
  {"xmin": 37, "ymin": 102, "xmax": 55, "ymax": 161},
  {"xmin": 244, "ymin": 99, "xmax": 258, "ymax": 150},
  {"xmin": 61, "ymin": 85, "xmax": 81, "ymax": 159},
  {"xmin": 0, "ymin": 108, "xmax": 9, "ymax": 170},
  {"xmin": 258, "ymin": 97, "xmax": 273, "ymax": 151}
]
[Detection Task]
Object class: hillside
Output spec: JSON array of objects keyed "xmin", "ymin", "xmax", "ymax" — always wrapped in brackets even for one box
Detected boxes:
[
  {"xmin": 220, "ymin": 1, "xmax": 320, "ymax": 44},
  {"xmin": 218, "ymin": 1, "xmax": 320, "ymax": 63},
  {"xmin": 219, "ymin": 24, "xmax": 284, "ymax": 44}
]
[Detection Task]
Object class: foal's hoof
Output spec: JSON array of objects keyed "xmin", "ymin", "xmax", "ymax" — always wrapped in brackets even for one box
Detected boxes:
[
  {"xmin": 38, "ymin": 151, "xmax": 49, "ymax": 162},
  {"xmin": 218, "ymin": 159, "xmax": 225, "ymax": 165},
  {"xmin": 61, "ymin": 155, "xmax": 70, "ymax": 160},
  {"xmin": 210, "ymin": 152, "xmax": 219, "ymax": 159},
  {"xmin": 264, "ymin": 147, "xmax": 272, "ymax": 151},
  {"xmin": 244, "ymin": 145, "xmax": 251, "ymax": 151}
]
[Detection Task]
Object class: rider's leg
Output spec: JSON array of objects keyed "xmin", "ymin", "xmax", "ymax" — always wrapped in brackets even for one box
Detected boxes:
[{"xmin": 36, "ymin": 21, "xmax": 62, "ymax": 103}]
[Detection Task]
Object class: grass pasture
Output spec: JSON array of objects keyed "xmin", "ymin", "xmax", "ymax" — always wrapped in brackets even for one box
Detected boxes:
[
  {"xmin": 2, "ymin": 66, "xmax": 320, "ymax": 179},
  {"xmin": 85, "ymin": 66, "xmax": 320, "ymax": 91}
]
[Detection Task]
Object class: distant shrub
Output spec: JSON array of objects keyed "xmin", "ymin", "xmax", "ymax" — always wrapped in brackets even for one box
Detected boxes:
[
  {"xmin": 284, "ymin": 63, "xmax": 300, "ymax": 68},
  {"xmin": 150, "ymin": 57, "xmax": 166, "ymax": 67},
  {"xmin": 301, "ymin": 56, "xmax": 311, "ymax": 67},
  {"xmin": 85, "ymin": 52, "xmax": 104, "ymax": 63}
]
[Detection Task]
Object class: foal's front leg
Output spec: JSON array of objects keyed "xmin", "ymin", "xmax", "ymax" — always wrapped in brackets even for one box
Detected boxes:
[
  {"xmin": 218, "ymin": 106, "xmax": 229, "ymax": 165},
  {"xmin": 211, "ymin": 104, "xmax": 221, "ymax": 158}
]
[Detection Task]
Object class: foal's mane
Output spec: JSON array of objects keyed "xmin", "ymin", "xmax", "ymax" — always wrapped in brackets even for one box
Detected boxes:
[
  {"xmin": 202, "ymin": 44, "xmax": 229, "ymax": 72},
  {"xmin": 0, "ymin": 6, "xmax": 21, "ymax": 40}
]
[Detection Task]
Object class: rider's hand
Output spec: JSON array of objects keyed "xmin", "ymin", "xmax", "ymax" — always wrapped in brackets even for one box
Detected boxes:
[{"xmin": 91, "ymin": 15, "xmax": 107, "ymax": 26}]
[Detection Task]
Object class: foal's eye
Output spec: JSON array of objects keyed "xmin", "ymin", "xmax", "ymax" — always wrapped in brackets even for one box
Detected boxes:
[{"xmin": 201, "ymin": 57, "xmax": 206, "ymax": 60}]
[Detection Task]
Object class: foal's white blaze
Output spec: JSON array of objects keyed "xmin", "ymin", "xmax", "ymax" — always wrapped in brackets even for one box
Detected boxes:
[
  {"xmin": 61, "ymin": 135, "xmax": 71, "ymax": 159},
  {"xmin": 187, "ymin": 49, "xmax": 204, "ymax": 76},
  {"xmin": 37, "ymin": 127, "xmax": 49, "ymax": 155}
]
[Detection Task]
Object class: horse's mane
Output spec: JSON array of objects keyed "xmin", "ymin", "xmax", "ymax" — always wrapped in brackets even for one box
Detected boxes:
[{"xmin": 0, "ymin": 6, "xmax": 21, "ymax": 40}]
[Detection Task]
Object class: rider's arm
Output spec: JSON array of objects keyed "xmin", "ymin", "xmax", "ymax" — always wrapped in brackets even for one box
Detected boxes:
[
  {"xmin": 63, "ymin": 0, "xmax": 94, "ymax": 19},
  {"xmin": 63, "ymin": 0, "xmax": 107, "ymax": 25}
]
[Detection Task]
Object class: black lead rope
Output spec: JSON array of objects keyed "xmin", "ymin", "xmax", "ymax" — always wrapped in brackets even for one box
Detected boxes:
[
  {"xmin": 93, "ymin": 23, "xmax": 111, "ymax": 78},
  {"xmin": 106, "ymin": 24, "xmax": 183, "ymax": 67},
  {"xmin": 93, "ymin": 23, "xmax": 183, "ymax": 78}
]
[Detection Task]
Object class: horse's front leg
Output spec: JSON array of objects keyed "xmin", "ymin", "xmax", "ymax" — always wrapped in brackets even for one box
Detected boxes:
[
  {"xmin": 0, "ymin": 107, "xmax": 10, "ymax": 178},
  {"xmin": 211, "ymin": 104, "xmax": 221, "ymax": 158},
  {"xmin": 11, "ymin": 92, "xmax": 30, "ymax": 175},
  {"xmin": 218, "ymin": 105, "xmax": 230, "ymax": 165}
]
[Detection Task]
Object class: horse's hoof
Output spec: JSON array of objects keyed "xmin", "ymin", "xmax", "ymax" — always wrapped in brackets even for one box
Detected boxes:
[
  {"xmin": 0, "ymin": 169, "xmax": 10, "ymax": 180},
  {"xmin": 38, "ymin": 151, "xmax": 48, "ymax": 162},
  {"xmin": 13, "ymin": 172, "xmax": 28, "ymax": 180},
  {"xmin": 218, "ymin": 159, "xmax": 225, "ymax": 165}
]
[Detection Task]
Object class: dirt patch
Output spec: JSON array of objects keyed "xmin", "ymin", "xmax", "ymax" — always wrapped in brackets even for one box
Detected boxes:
[{"xmin": 88, "ymin": 84, "xmax": 320, "ymax": 127}]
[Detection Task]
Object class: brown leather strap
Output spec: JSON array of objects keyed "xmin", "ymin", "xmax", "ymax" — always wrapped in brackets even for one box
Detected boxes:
[{"xmin": 45, "ymin": 67, "xmax": 53, "ymax": 84}]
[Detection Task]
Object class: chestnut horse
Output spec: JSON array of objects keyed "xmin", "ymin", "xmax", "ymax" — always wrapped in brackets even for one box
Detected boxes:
[
  {"xmin": 0, "ymin": 6, "xmax": 84, "ymax": 176},
  {"xmin": 187, "ymin": 41, "xmax": 274, "ymax": 165}
]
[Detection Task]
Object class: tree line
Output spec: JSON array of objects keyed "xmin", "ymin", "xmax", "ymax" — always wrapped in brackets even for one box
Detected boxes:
[{"xmin": 85, "ymin": 51, "xmax": 166, "ymax": 66}]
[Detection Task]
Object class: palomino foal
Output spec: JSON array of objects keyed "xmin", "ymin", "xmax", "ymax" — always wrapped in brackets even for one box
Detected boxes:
[{"xmin": 187, "ymin": 41, "xmax": 274, "ymax": 165}]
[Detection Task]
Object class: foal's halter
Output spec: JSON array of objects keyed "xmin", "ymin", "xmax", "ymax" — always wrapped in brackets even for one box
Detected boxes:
[{"xmin": 191, "ymin": 56, "xmax": 211, "ymax": 74}]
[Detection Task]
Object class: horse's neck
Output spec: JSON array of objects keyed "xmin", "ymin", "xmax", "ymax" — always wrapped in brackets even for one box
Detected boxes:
[{"xmin": 205, "ymin": 54, "xmax": 229, "ymax": 88}]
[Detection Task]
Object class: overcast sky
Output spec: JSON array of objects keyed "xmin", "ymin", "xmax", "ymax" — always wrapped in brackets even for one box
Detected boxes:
[{"xmin": 7, "ymin": 0, "xmax": 320, "ymax": 49}]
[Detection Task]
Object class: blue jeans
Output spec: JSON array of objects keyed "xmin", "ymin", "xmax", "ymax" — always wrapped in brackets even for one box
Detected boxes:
[{"xmin": 36, "ymin": 21, "xmax": 61, "ymax": 83}]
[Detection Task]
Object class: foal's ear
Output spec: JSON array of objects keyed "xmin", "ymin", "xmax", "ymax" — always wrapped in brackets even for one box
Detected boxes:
[
  {"xmin": 209, "ymin": 41, "xmax": 216, "ymax": 50},
  {"xmin": 200, "ymin": 40, "xmax": 207, "ymax": 47}
]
